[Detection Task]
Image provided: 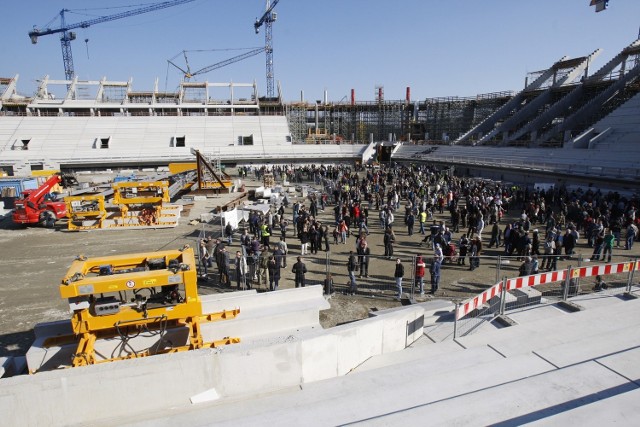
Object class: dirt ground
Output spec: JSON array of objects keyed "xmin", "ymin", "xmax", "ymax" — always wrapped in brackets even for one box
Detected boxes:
[{"xmin": 0, "ymin": 172, "xmax": 638, "ymax": 358}]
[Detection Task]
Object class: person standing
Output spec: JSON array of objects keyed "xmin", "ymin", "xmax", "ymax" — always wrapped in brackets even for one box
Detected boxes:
[
  {"xmin": 225, "ymin": 222, "xmax": 233, "ymax": 245},
  {"xmin": 234, "ymin": 250, "xmax": 247, "ymax": 290},
  {"xmin": 602, "ymin": 229, "xmax": 615, "ymax": 263},
  {"xmin": 259, "ymin": 246, "xmax": 270, "ymax": 289},
  {"xmin": 199, "ymin": 239, "xmax": 211, "ymax": 279},
  {"xmin": 468, "ymin": 238, "xmax": 480, "ymax": 271},
  {"xmin": 626, "ymin": 223, "xmax": 638, "ymax": 250},
  {"xmin": 415, "ymin": 255, "xmax": 426, "ymax": 295},
  {"xmin": 419, "ymin": 208, "xmax": 427, "ymax": 235},
  {"xmin": 292, "ymin": 256, "xmax": 307, "ymax": 288},
  {"xmin": 299, "ymin": 226, "xmax": 310, "ymax": 255},
  {"xmin": 358, "ymin": 240, "xmax": 370, "ymax": 278},
  {"xmin": 347, "ymin": 251, "xmax": 358, "ymax": 295},
  {"xmin": 430, "ymin": 257, "xmax": 441, "ymax": 294},
  {"xmin": 407, "ymin": 211, "xmax": 415, "ymax": 236},
  {"xmin": 384, "ymin": 227, "xmax": 395, "ymax": 258},
  {"xmin": 267, "ymin": 255, "xmax": 281, "ymax": 291},
  {"xmin": 563, "ymin": 228, "xmax": 576, "ymax": 257},
  {"xmin": 394, "ymin": 258, "xmax": 404, "ymax": 300},
  {"xmin": 458, "ymin": 234, "xmax": 469, "ymax": 266},
  {"xmin": 218, "ymin": 246, "xmax": 230, "ymax": 286},
  {"xmin": 279, "ymin": 217, "xmax": 288, "ymax": 241},
  {"xmin": 277, "ymin": 238, "xmax": 288, "ymax": 268},
  {"xmin": 260, "ymin": 221, "xmax": 271, "ymax": 248},
  {"xmin": 323, "ymin": 224, "xmax": 331, "ymax": 252}
]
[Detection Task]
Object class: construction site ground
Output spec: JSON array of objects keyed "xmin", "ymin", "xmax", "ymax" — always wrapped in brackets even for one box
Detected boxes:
[{"xmin": 1, "ymin": 171, "xmax": 638, "ymax": 359}]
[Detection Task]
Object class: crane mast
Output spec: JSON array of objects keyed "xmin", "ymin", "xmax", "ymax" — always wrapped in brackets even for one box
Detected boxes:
[
  {"xmin": 254, "ymin": 0, "xmax": 280, "ymax": 98},
  {"xmin": 29, "ymin": 0, "xmax": 197, "ymax": 81}
]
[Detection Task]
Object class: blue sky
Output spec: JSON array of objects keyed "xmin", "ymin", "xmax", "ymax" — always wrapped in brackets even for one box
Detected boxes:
[{"xmin": 2, "ymin": 0, "xmax": 639, "ymax": 102}]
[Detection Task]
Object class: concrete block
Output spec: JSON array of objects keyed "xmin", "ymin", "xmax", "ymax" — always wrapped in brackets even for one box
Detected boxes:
[
  {"xmin": 381, "ymin": 306, "xmax": 424, "ymax": 353},
  {"xmin": 190, "ymin": 387, "xmax": 220, "ymax": 404},
  {"xmin": 33, "ymin": 319, "xmax": 73, "ymax": 339},
  {"xmin": 215, "ymin": 341, "xmax": 303, "ymax": 398},
  {"xmin": 511, "ymin": 286, "xmax": 542, "ymax": 307},
  {"xmin": 301, "ymin": 332, "xmax": 338, "ymax": 383},
  {"xmin": 1, "ymin": 350, "xmax": 219, "ymax": 427},
  {"xmin": 334, "ymin": 318, "xmax": 383, "ymax": 376}
]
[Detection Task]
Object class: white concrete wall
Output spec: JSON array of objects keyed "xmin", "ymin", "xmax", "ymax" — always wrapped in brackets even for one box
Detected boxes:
[{"xmin": 3, "ymin": 299, "xmax": 425, "ymax": 426}]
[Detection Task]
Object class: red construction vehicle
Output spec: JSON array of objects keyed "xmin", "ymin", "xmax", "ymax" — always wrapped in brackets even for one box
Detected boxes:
[{"xmin": 12, "ymin": 173, "xmax": 78, "ymax": 227}]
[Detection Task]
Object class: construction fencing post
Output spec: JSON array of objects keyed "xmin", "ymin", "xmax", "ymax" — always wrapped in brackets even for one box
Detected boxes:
[
  {"xmin": 626, "ymin": 257, "xmax": 637, "ymax": 294},
  {"xmin": 411, "ymin": 255, "xmax": 416, "ymax": 300},
  {"xmin": 563, "ymin": 265, "xmax": 572, "ymax": 301},
  {"xmin": 453, "ymin": 303, "xmax": 458, "ymax": 339},
  {"xmin": 499, "ymin": 277, "xmax": 508, "ymax": 316}
]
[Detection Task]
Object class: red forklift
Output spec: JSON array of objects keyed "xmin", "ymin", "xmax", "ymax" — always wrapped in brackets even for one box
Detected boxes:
[{"xmin": 12, "ymin": 173, "xmax": 78, "ymax": 227}]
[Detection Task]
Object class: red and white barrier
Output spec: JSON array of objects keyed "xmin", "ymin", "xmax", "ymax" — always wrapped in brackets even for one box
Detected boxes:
[
  {"xmin": 569, "ymin": 260, "xmax": 639, "ymax": 279},
  {"xmin": 456, "ymin": 281, "xmax": 503, "ymax": 320},
  {"xmin": 506, "ymin": 270, "xmax": 567, "ymax": 291},
  {"xmin": 456, "ymin": 259, "xmax": 639, "ymax": 320}
]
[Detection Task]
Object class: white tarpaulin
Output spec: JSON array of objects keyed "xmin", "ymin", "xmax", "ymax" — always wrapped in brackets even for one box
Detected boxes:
[{"xmin": 220, "ymin": 204, "xmax": 271, "ymax": 229}]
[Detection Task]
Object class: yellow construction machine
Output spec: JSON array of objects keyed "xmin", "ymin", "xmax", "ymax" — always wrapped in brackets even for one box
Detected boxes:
[
  {"xmin": 50, "ymin": 246, "xmax": 239, "ymax": 368},
  {"xmin": 65, "ymin": 181, "xmax": 183, "ymax": 230}
]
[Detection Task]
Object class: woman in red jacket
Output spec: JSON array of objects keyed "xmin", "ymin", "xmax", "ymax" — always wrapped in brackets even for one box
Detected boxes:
[{"xmin": 415, "ymin": 255, "xmax": 426, "ymax": 295}]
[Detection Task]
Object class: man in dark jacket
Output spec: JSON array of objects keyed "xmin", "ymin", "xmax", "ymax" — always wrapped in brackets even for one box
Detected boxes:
[
  {"xmin": 394, "ymin": 258, "xmax": 404, "ymax": 299},
  {"xmin": 292, "ymin": 256, "xmax": 307, "ymax": 288},
  {"xmin": 267, "ymin": 255, "xmax": 281, "ymax": 291}
]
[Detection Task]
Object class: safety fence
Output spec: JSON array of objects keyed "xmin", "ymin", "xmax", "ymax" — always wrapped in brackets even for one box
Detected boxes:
[
  {"xmin": 195, "ymin": 247, "xmax": 419, "ymax": 299},
  {"xmin": 193, "ymin": 221, "xmax": 417, "ymax": 298},
  {"xmin": 454, "ymin": 258, "xmax": 640, "ymax": 338}
]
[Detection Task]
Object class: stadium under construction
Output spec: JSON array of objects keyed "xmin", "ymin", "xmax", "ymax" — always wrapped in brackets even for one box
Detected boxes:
[{"xmin": 2, "ymin": 39, "xmax": 640, "ymax": 187}]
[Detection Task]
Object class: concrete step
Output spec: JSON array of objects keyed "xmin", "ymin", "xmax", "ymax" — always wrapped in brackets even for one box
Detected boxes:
[
  {"xmin": 458, "ymin": 297, "xmax": 640, "ymax": 356},
  {"xmin": 506, "ymin": 303, "xmax": 567, "ymax": 324},
  {"xmin": 355, "ymin": 339, "xmax": 498, "ymax": 374},
  {"xmin": 535, "ymin": 324, "xmax": 640, "ymax": 368},
  {"xmin": 141, "ymin": 352, "xmax": 556, "ymax": 427},
  {"xmin": 363, "ymin": 360, "xmax": 633, "ymax": 426}
]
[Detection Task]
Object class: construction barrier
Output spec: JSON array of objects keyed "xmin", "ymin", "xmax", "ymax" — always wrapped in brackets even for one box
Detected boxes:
[
  {"xmin": 456, "ymin": 281, "xmax": 503, "ymax": 320},
  {"xmin": 456, "ymin": 259, "xmax": 640, "ymax": 320}
]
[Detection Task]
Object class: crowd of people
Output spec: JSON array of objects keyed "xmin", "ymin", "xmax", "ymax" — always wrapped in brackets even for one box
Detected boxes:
[{"xmin": 198, "ymin": 162, "xmax": 639, "ymax": 299}]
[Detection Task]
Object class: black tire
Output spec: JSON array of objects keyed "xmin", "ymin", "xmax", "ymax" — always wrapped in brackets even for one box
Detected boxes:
[{"xmin": 39, "ymin": 211, "xmax": 56, "ymax": 228}]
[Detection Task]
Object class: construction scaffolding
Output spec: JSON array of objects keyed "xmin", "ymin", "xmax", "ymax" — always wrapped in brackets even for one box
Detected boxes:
[
  {"xmin": 285, "ymin": 92, "xmax": 511, "ymax": 145},
  {"xmin": 415, "ymin": 92, "xmax": 513, "ymax": 143},
  {"xmin": 286, "ymin": 100, "xmax": 410, "ymax": 144}
]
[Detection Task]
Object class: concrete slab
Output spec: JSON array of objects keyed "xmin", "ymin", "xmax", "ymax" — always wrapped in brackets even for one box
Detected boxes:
[
  {"xmin": 458, "ymin": 297, "xmax": 640, "ymax": 354},
  {"xmin": 565, "ymin": 292, "xmax": 630, "ymax": 310},
  {"xmin": 355, "ymin": 341, "xmax": 500, "ymax": 373},
  {"xmin": 116, "ymin": 352, "xmax": 556, "ymax": 427},
  {"xmin": 364, "ymin": 361, "xmax": 635, "ymax": 426},
  {"xmin": 527, "ymin": 387, "xmax": 640, "ymax": 426},
  {"xmin": 597, "ymin": 346, "xmax": 640, "ymax": 381},
  {"xmin": 535, "ymin": 325, "xmax": 640, "ymax": 368},
  {"xmin": 507, "ymin": 303, "xmax": 567, "ymax": 324}
]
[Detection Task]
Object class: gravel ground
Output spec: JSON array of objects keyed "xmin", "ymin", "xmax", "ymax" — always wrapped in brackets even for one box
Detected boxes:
[{"xmin": 0, "ymin": 171, "xmax": 638, "ymax": 357}]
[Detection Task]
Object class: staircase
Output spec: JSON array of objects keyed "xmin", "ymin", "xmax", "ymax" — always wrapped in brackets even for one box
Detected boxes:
[
  {"xmin": 453, "ymin": 56, "xmax": 569, "ymax": 145},
  {"xmin": 535, "ymin": 64, "xmax": 640, "ymax": 145}
]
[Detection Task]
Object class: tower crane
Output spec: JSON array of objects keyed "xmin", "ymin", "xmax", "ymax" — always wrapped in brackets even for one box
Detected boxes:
[
  {"xmin": 254, "ymin": 0, "xmax": 280, "ymax": 98},
  {"xmin": 29, "ymin": 0, "xmax": 197, "ymax": 81},
  {"xmin": 168, "ymin": 47, "xmax": 266, "ymax": 80}
]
